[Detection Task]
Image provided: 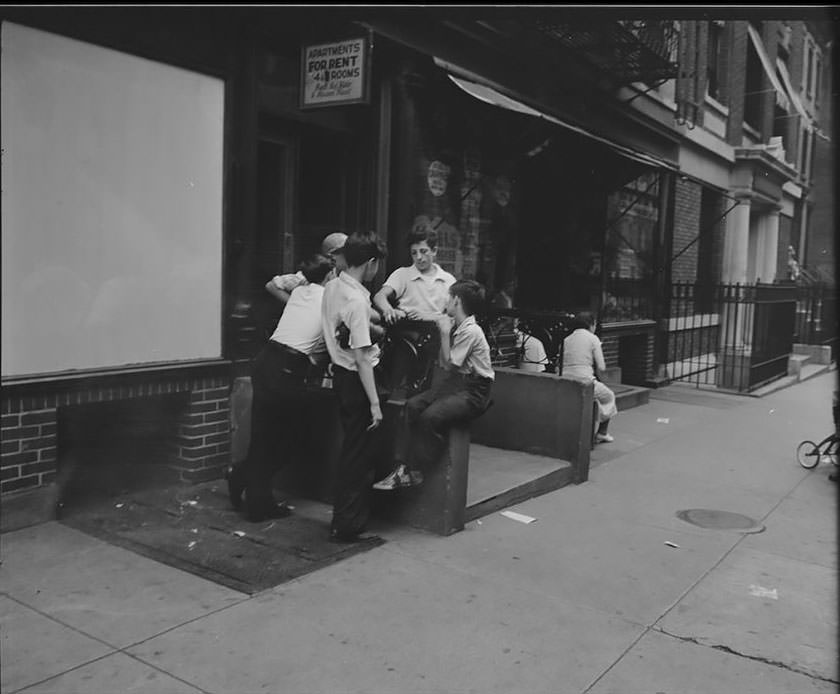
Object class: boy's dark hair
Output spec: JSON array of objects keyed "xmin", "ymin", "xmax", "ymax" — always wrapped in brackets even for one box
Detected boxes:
[
  {"xmin": 407, "ymin": 222, "xmax": 438, "ymax": 250},
  {"xmin": 449, "ymin": 280, "xmax": 486, "ymax": 316},
  {"xmin": 342, "ymin": 231, "xmax": 387, "ymax": 267},
  {"xmin": 299, "ymin": 254, "xmax": 333, "ymax": 284},
  {"xmin": 570, "ymin": 311, "xmax": 596, "ymax": 331}
]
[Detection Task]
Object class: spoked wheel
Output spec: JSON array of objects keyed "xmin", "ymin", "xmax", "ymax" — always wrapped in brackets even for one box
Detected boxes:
[{"xmin": 796, "ymin": 440, "xmax": 821, "ymax": 469}]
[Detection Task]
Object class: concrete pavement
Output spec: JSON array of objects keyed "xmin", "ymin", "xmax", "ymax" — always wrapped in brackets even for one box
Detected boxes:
[{"xmin": 1, "ymin": 370, "xmax": 837, "ymax": 693}]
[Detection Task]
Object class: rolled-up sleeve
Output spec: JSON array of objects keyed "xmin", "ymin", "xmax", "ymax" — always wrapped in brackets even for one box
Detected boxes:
[
  {"xmin": 343, "ymin": 299, "xmax": 373, "ymax": 350},
  {"xmin": 449, "ymin": 326, "xmax": 476, "ymax": 368},
  {"xmin": 382, "ymin": 268, "xmax": 406, "ymax": 297}
]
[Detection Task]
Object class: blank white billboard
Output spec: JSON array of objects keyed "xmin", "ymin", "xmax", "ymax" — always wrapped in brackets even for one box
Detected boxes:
[{"xmin": 1, "ymin": 22, "xmax": 224, "ymax": 377}]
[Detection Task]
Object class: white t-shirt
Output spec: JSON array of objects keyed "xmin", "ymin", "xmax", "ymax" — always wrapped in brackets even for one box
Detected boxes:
[
  {"xmin": 383, "ymin": 264, "xmax": 455, "ymax": 320},
  {"xmin": 321, "ymin": 273, "xmax": 380, "ymax": 372},
  {"xmin": 270, "ymin": 283, "xmax": 325, "ymax": 355},
  {"xmin": 516, "ymin": 330, "xmax": 549, "ymax": 372}
]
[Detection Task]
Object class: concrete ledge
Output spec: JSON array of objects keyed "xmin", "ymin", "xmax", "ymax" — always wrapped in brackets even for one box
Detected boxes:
[
  {"xmin": 787, "ymin": 353, "xmax": 811, "ymax": 378},
  {"xmin": 1, "ymin": 485, "xmax": 59, "ymax": 533},
  {"xmin": 471, "ymin": 368, "xmax": 593, "ymax": 483},
  {"xmin": 374, "ymin": 426, "xmax": 470, "ymax": 536},
  {"xmin": 793, "ymin": 343, "xmax": 833, "ymax": 366}
]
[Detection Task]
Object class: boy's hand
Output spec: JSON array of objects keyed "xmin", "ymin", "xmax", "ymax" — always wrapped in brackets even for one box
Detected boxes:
[
  {"xmin": 367, "ymin": 402, "xmax": 383, "ymax": 430},
  {"xmin": 436, "ymin": 314, "xmax": 453, "ymax": 334}
]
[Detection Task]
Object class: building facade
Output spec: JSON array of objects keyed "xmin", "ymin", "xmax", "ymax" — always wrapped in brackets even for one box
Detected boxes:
[{"xmin": 1, "ymin": 8, "xmax": 835, "ymax": 501}]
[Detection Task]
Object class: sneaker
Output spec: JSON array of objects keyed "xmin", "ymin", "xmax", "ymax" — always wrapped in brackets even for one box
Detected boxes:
[
  {"xmin": 595, "ymin": 433, "xmax": 615, "ymax": 444},
  {"xmin": 372, "ymin": 464, "xmax": 424, "ymax": 491}
]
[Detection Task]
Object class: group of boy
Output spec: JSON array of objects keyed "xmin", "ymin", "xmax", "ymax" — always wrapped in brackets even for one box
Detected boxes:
[{"xmin": 228, "ymin": 225, "xmax": 494, "ymax": 543}]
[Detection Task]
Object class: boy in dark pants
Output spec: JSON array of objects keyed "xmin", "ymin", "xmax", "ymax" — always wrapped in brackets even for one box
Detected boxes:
[
  {"xmin": 374, "ymin": 280, "xmax": 494, "ymax": 490},
  {"xmin": 321, "ymin": 231, "xmax": 389, "ymax": 542}
]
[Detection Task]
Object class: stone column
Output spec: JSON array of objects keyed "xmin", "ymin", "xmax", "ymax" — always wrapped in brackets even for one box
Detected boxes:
[
  {"xmin": 721, "ymin": 197, "xmax": 751, "ymax": 284},
  {"xmin": 717, "ymin": 197, "xmax": 752, "ymax": 389},
  {"xmin": 758, "ymin": 209, "xmax": 781, "ymax": 283}
]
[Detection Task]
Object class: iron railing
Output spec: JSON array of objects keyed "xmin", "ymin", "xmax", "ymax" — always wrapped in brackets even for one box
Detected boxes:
[
  {"xmin": 666, "ymin": 281, "xmax": 797, "ymax": 392},
  {"xmin": 794, "ymin": 282, "xmax": 837, "ymax": 358}
]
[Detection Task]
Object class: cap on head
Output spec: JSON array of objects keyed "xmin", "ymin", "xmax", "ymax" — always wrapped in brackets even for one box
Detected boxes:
[{"xmin": 321, "ymin": 232, "xmax": 348, "ymax": 257}]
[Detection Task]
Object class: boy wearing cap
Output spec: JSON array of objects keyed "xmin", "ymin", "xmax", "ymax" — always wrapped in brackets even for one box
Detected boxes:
[
  {"xmin": 374, "ymin": 279, "xmax": 494, "ymax": 490},
  {"xmin": 321, "ymin": 230, "xmax": 389, "ymax": 542},
  {"xmin": 265, "ymin": 231, "xmax": 348, "ymax": 306}
]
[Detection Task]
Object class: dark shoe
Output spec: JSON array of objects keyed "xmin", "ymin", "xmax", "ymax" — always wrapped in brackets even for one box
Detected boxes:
[
  {"xmin": 246, "ymin": 501, "xmax": 292, "ymax": 523},
  {"xmin": 329, "ymin": 529, "xmax": 376, "ymax": 544},
  {"xmin": 225, "ymin": 465, "xmax": 245, "ymax": 510}
]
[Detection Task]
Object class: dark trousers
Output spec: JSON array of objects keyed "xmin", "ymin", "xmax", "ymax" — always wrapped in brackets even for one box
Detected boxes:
[
  {"xmin": 331, "ymin": 366, "xmax": 387, "ymax": 536},
  {"xmin": 231, "ymin": 343, "xmax": 308, "ymax": 509},
  {"xmin": 403, "ymin": 372, "xmax": 492, "ymax": 473}
]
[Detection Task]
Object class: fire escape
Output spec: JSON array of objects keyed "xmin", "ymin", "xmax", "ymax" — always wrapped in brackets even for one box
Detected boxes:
[{"xmin": 531, "ymin": 19, "xmax": 680, "ymax": 91}]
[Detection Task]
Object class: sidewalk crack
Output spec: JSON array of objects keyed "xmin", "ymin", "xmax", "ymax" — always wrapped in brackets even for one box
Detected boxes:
[{"xmin": 654, "ymin": 627, "xmax": 839, "ymax": 685}]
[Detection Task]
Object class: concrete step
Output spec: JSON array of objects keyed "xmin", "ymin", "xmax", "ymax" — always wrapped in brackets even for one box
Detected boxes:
[
  {"xmin": 788, "ymin": 353, "xmax": 812, "ymax": 378},
  {"xmin": 800, "ymin": 362, "xmax": 832, "ymax": 382},
  {"xmin": 465, "ymin": 444, "xmax": 575, "ymax": 523},
  {"xmin": 612, "ymin": 384, "xmax": 651, "ymax": 411}
]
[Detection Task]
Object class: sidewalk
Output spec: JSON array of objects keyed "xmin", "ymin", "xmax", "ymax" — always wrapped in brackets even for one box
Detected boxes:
[{"xmin": 2, "ymin": 371, "xmax": 837, "ymax": 693}]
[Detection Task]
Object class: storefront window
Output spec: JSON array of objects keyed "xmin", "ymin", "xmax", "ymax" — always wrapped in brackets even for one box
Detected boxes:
[{"xmin": 602, "ymin": 171, "xmax": 660, "ymax": 322}]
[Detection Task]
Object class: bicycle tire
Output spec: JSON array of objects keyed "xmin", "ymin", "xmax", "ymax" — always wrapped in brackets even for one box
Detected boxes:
[{"xmin": 796, "ymin": 440, "xmax": 821, "ymax": 469}]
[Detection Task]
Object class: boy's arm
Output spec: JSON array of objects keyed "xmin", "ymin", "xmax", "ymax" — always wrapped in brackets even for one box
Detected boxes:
[
  {"xmin": 353, "ymin": 347, "xmax": 382, "ymax": 429},
  {"xmin": 265, "ymin": 281, "xmax": 292, "ymax": 306},
  {"xmin": 436, "ymin": 315, "xmax": 453, "ymax": 368},
  {"xmin": 373, "ymin": 286, "xmax": 401, "ymax": 325}
]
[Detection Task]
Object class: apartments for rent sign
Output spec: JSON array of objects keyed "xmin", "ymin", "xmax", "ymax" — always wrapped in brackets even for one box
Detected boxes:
[{"xmin": 301, "ymin": 38, "xmax": 369, "ymax": 108}]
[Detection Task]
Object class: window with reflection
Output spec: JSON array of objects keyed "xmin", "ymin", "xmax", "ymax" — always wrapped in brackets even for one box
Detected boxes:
[{"xmin": 602, "ymin": 171, "xmax": 661, "ymax": 322}]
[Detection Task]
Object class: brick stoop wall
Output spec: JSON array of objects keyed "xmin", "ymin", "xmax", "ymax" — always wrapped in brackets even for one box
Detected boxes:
[{"xmin": 1, "ymin": 364, "xmax": 233, "ymax": 496}]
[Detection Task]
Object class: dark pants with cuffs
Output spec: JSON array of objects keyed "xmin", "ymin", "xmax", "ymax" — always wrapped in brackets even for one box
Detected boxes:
[
  {"xmin": 331, "ymin": 365, "xmax": 388, "ymax": 537},
  {"xmin": 231, "ymin": 342, "xmax": 309, "ymax": 511},
  {"xmin": 403, "ymin": 371, "xmax": 492, "ymax": 473}
]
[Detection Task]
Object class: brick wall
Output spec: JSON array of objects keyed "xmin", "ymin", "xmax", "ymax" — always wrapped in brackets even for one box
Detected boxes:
[
  {"xmin": 671, "ymin": 178, "xmax": 702, "ymax": 283},
  {"xmin": 1, "ymin": 370, "xmax": 232, "ymax": 495},
  {"xmin": 602, "ymin": 336, "xmax": 620, "ymax": 369}
]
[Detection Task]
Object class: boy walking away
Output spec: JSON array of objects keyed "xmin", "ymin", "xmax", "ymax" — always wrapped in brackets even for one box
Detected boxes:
[
  {"xmin": 321, "ymin": 231, "xmax": 389, "ymax": 542},
  {"xmin": 374, "ymin": 280, "xmax": 494, "ymax": 491}
]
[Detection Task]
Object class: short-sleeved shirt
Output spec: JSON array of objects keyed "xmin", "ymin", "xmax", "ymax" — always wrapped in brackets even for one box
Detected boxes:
[
  {"xmin": 270, "ymin": 271, "xmax": 307, "ymax": 292},
  {"xmin": 449, "ymin": 315, "xmax": 495, "ymax": 380},
  {"xmin": 321, "ymin": 272, "xmax": 380, "ymax": 372},
  {"xmin": 383, "ymin": 264, "xmax": 455, "ymax": 320},
  {"xmin": 562, "ymin": 328, "xmax": 606, "ymax": 381},
  {"xmin": 269, "ymin": 283, "xmax": 325, "ymax": 355},
  {"xmin": 516, "ymin": 329, "xmax": 549, "ymax": 372},
  {"xmin": 271, "ymin": 268, "xmax": 338, "ymax": 292}
]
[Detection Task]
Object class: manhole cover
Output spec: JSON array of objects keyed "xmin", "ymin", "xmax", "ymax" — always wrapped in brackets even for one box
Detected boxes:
[{"xmin": 676, "ymin": 509, "xmax": 765, "ymax": 534}]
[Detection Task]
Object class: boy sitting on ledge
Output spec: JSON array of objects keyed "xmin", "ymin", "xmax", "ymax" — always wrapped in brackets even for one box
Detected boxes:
[{"xmin": 374, "ymin": 279, "xmax": 494, "ymax": 491}]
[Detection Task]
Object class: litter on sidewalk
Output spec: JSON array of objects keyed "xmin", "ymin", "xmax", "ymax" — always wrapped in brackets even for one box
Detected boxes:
[
  {"xmin": 664, "ymin": 541, "xmax": 680, "ymax": 548},
  {"xmin": 500, "ymin": 510, "xmax": 537, "ymax": 524},
  {"xmin": 657, "ymin": 417, "xmax": 670, "ymax": 424},
  {"xmin": 749, "ymin": 584, "xmax": 779, "ymax": 600}
]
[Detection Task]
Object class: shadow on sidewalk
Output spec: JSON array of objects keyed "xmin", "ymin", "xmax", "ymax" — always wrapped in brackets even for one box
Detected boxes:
[{"xmin": 59, "ymin": 479, "xmax": 383, "ymax": 595}]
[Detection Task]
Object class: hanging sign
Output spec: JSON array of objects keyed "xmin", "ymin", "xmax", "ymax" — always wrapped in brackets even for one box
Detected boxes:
[{"xmin": 300, "ymin": 37, "xmax": 370, "ymax": 109}]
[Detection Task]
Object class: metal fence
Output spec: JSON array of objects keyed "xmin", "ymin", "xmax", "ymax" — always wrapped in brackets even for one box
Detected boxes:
[
  {"xmin": 793, "ymin": 282, "xmax": 837, "ymax": 359},
  {"xmin": 667, "ymin": 282, "xmax": 797, "ymax": 392}
]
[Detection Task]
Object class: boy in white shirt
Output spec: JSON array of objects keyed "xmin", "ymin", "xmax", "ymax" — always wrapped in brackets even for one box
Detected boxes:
[
  {"xmin": 227, "ymin": 254, "xmax": 334, "ymax": 522},
  {"xmin": 321, "ymin": 231, "xmax": 389, "ymax": 542}
]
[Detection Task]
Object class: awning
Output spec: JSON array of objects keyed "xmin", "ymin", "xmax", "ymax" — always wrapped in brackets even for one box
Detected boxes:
[
  {"xmin": 746, "ymin": 24, "xmax": 790, "ymax": 111},
  {"xmin": 776, "ymin": 57, "xmax": 813, "ymax": 131},
  {"xmin": 437, "ymin": 62, "xmax": 678, "ymax": 172}
]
